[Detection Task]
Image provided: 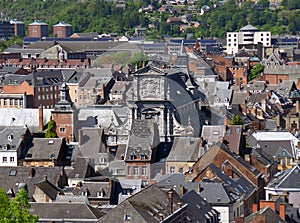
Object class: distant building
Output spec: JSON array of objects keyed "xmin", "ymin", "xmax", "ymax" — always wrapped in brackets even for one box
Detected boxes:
[
  {"xmin": 226, "ymin": 24, "xmax": 271, "ymax": 55},
  {"xmin": 0, "ymin": 20, "xmax": 14, "ymax": 40},
  {"xmin": 10, "ymin": 19, "xmax": 25, "ymax": 38},
  {"xmin": 53, "ymin": 21, "xmax": 73, "ymax": 38},
  {"xmin": 28, "ymin": 20, "xmax": 48, "ymax": 38}
]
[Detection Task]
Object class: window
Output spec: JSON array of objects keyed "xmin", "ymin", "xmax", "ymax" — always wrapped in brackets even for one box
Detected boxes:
[
  {"xmin": 10, "ymin": 157, "xmax": 14, "ymax": 162},
  {"xmin": 20, "ymin": 100, "xmax": 23, "ymax": 106},
  {"xmin": 133, "ymin": 166, "xmax": 139, "ymax": 175},
  {"xmin": 170, "ymin": 166, "xmax": 175, "ymax": 173},
  {"xmin": 59, "ymin": 127, "xmax": 66, "ymax": 133},
  {"xmin": 142, "ymin": 166, "xmax": 147, "ymax": 175},
  {"xmin": 38, "ymin": 95, "xmax": 41, "ymax": 100},
  {"xmin": 15, "ymin": 100, "xmax": 18, "ymax": 106},
  {"xmin": 4, "ymin": 99, "xmax": 7, "ymax": 106},
  {"xmin": 124, "ymin": 214, "xmax": 132, "ymax": 221},
  {"xmin": 2, "ymin": 157, "xmax": 7, "ymax": 163},
  {"xmin": 10, "ymin": 100, "xmax": 13, "ymax": 106}
]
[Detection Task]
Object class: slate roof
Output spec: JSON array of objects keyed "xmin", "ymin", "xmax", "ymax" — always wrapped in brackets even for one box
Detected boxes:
[
  {"xmin": 34, "ymin": 178, "xmax": 63, "ymax": 200},
  {"xmin": 0, "ymin": 166, "xmax": 63, "ymax": 199},
  {"xmin": 266, "ymin": 165, "xmax": 300, "ymax": 190},
  {"xmin": 25, "ymin": 138, "xmax": 64, "ymax": 160},
  {"xmin": 0, "ymin": 126, "xmax": 28, "ymax": 150},
  {"xmin": 30, "ymin": 202, "xmax": 104, "ymax": 221},
  {"xmin": 0, "ymin": 108, "xmax": 52, "ymax": 133},
  {"xmin": 244, "ymin": 206, "xmax": 287, "ymax": 223},
  {"xmin": 166, "ymin": 136, "xmax": 201, "ymax": 162},
  {"xmin": 247, "ymin": 131, "xmax": 298, "ymax": 158},
  {"xmin": 97, "ymin": 185, "xmax": 184, "ymax": 223},
  {"xmin": 125, "ymin": 119, "xmax": 157, "ymax": 161},
  {"xmin": 199, "ymin": 180, "xmax": 240, "ymax": 204},
  {"xmin": 201, "ymin": 125, "xmax": 226, "ymax": 145},
  {"xmin": 208, "ymin": 163, "xmax": 256, "ymax": 200},
  {"xmin": 239, "ymin": 23, "xmax": 259, "ymax": 32},
  {"xmin": 79, "ymin": 128, "xmax": 106, "ymax": 161},
  {"xmin": 182, "ymin": 190, "xmax": 219, "ymax": 223}
]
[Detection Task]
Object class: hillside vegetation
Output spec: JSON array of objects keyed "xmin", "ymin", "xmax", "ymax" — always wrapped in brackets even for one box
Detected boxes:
[{"xmin": 0, "ymin": 0, "xmax": 299, "ymax": 38}]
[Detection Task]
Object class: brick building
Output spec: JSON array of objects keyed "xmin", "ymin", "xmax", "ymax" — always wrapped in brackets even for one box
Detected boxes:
[
  {"xmin": 53, "ymin": 22, "xmax": 73, "ymax": 38},
  {"xmin": 28, "ymin": 20, "xmax": 48, "ymax": 38},
  {"xmin": 10, "ymin": 19, "xmax": 25, "ymax": 38},
  {"xmin": 52, "ymin": 82, "xmax": 76, "ymax": 142}
]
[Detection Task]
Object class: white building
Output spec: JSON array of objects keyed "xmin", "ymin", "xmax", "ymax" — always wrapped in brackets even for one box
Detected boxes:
[{"xmin": 226, "ymin": 24, "xmax": 271, "ymax": 55}]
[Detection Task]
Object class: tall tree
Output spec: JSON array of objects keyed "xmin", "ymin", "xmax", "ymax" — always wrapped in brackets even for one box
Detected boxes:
[
  {"xmin": 10, "ymin": 188, "xmax": 38, "ymax": 222},
  {"xmin": 0, "ymin": 188, "xmax": 10, "ymax": 221},
  {"xmin": 45, "ymin": 115, "xmax": 58, "ymax": 138}
]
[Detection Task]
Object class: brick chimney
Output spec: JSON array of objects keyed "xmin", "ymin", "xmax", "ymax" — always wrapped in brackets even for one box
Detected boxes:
[
  {"xmin": 252, "ymin": 203, "xmax": 258, "ymax": 212},
  {"xmin": 280, "ymin": 203, "xmax": 285, "ymax": 220},
  {"xmin": 168, "ymin": 190, "xmax": 173, "ymax": 214},
  {"xmin": 39, "ymin": 105, "xmax": 43, "ymax": 131},
  {"xmin": 259, "ymin": 200, "xmax": 276, "ymax": 212}
]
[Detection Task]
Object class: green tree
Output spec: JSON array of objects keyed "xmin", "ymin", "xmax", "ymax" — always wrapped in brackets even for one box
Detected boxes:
[
  {"xmin": 248, "ymin": 63, "xmax": 264, "ymax": 81},
  {"xmin": 45, "ymin": 115, "xmax": 58, "ymax": 138},
  {"xmin": 0, "ymin": 188, "xmax": 10, "ymax": 221},
  {"xmin": 230, "ymin": 115, "xmax": 245, "ymax": 125},
  {"xmin": 130, "ymin": 52, "xmax": 148, "ymax": 69},
  {"xmin": 10, "ymin": 188, "xmax": 38, "ymax": 222}
]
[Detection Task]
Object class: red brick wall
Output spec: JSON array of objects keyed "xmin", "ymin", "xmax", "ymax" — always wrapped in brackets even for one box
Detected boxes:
[{"xmin": 52, "ymin": 112, "xmax": 74, "ymax": 142}]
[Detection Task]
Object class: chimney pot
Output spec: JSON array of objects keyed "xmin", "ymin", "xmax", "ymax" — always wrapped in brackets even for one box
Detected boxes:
[
  {"xmin": 43, "ymin": 175, "xmax": 47, "ymax": 181},
  {"xmin": 168, "ymin": 190, "xmax": 173, "ymax": 214}
]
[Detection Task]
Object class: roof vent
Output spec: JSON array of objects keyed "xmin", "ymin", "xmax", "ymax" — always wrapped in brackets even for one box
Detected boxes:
[{"xmin": 7, "ymin": 135, "xmax": 13, "ymax": 141}]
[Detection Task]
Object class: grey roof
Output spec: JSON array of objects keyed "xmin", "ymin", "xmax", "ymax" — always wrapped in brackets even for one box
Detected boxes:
[
  {"xmin": 26, "ymin": 138, "xmax": 64, "ymax": 160},
  {"xmin": 0, "ymin": 126, "xmax": 28, "ymax": 150},
  {"xmin": 34, "ymin": 178, "xmax": 62, "ymax": 200},
  {"xmin": 201, "ymin": 125, "xmax": 226, "ymax": 145},
  {"xmin": 77, "ymin": 108, "xmax": 121, "ymax": 129},
  {"xmin": 208, "ymin": 163, "xmax": 256, "ymax": 200},
  {"xmin": 29, "ymin": 20, "xmax": 48, "ymax": 26},
  {"xmin": 166, "ymin": 137, "xmax": 201, "ymax": 162},
  {"xmin": 30, "ymin": 202, "xmax": 104, "ymax": 221},
  {"xmin": 0, "ymin": 166, "xmax": 63, "ymax": 199},
  {"xmin": 97, "ymin": 185, "xmax": 184, "ymax": 223},
  {"xmin": 247, "ymin": 131, "xmax": 298, "ymax": 158},
  {"xmin": 126, "ymin": 119, "xmax": 157, "ymax": 160},
  {"xmin": 199, "ymin": 180, "xmax": 240, "ymax": 204},
  {"xmin": 53, "ymin": 21, "xmax": 72, "ymax": 27},
  {"xmin": 266, "ymin": 165, "xmax": 300, "ymax": 190},
  {"xmin": 182, "ymin": 190, "xmax": 219, "ymax": 223},
  {"xmin": 55, "ymin": 194, "xmax": 88, "ymax": 203},
  {"xmin": 239, "ymin": 23, "xmax": 259, "ymax": 32},
  {"xmin": 78, "ymin": 128, "xmax": 107, "ymax": 163}
]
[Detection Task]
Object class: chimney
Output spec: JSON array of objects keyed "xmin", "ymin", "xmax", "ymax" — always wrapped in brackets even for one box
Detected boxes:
[
  {"xmin": 280, "ymin": 203, "xmax": 286, "ymax": 220},
  {"xmin": 252, "ymin": 203, "xmax": 258, "ymax": 212},
  {"xmin": 177, "ymin": 202, "xmax": 182, "ymax": 208},
  {"xmin": 197, "ymin": 183, "xmax": 202, "ymax": 193},
  {"xmin": 259, "ymin": 200, "xmax": 276, "ymax": 212},
  {"xmin": 159, "ymin": 213, "xmax": 164, "ymax": 221},
  {"xmin": 179, "ymin": 185, "xmax": 184, "ymax": 196},
  {"xmin": 168, "ymin": 190, "xmax": 173, "ymax": 214},
  {"xmin": 39, "ymin": 105, "xmax": 43, "ymax": 131},
  {"xmin": 43, "ymin": 175, "xmax": 47, "ymax": 181}
]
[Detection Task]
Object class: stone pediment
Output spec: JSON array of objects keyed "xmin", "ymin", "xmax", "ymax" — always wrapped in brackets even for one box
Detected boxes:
[{"xmin": 133, "ymin": 64, "xmax": 166, "ymax": 76}]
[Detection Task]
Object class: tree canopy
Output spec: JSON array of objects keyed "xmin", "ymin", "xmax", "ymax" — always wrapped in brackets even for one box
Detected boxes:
[
  {"xmin": 230, "ymin": 115, "xmax": 245, "ymax": 125},
  {"xmin": 0, "ymin": 188, "xmax": 38, "ymax": 223},
  {"xmin": 248, "ymin": 63, "xmax": 264, "ymax": 81},
  {"xmin": 45, "ymin": 115, "xmax": 58, "ymax": 138}
]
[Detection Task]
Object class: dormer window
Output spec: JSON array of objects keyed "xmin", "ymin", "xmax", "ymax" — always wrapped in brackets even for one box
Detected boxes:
[
  {"xmin": 130, "ymin": 153, "xmax": 136, "ymax": 160},
  {"xmin": 140, "ymin": 154, "xmax": 147, "ymax": 160}
]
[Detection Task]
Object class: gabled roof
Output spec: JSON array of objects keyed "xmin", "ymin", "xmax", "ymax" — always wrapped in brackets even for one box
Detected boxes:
[
  {"xmin": 166, "ymin": 137, "xmax": 201, "ymax": 162},
  {"xmin": 97, "ymin": 185, "xmax": 184, "ymax": 223},
  {"xmin": 239, "ymin": 23, "xmax": 258, "ymax": 32},
  {"xmin": 199, "ymin": 180, "xmax": 240, "ymax": 204},
  {"xmin": 266, "ymin": 165, "xmax": 300, "ymax": 190},
  {"xmin": 182, "ymin": 190, "xmax": 219, "ymax": 223},
  {"xmin": 30, "ymin": 202, "xmax": 104, "ymax": 221},
  {"xmin": 0, "ymin": 126, "xmax": 28, "ymax": 151},
  {"xmin": 244, "ymin": 206, "xmax": 287, "ymax": 223},
  {"xmin": 34, "ymin": 178, "xmax": 63, "ymax": 200},
  {"xmin": 0, "ymin": 166, "xmax": 63, "ymax": 199}
]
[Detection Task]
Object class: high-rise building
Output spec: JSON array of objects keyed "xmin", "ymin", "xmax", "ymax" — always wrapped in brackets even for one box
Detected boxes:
[{"xmin": 226, "ymin": 23, "xmax": 271, "ymax": 55}]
